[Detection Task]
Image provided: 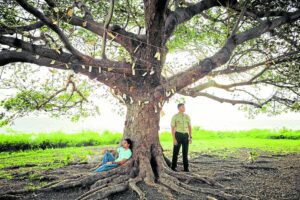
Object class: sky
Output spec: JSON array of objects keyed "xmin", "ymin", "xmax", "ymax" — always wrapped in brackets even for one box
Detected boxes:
[{"xmin": 1, "ymin": 94, "xmax": 300, "ymax": 134}]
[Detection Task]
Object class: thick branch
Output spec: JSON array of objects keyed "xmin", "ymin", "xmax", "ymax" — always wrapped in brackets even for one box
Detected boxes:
[
  {"xmin": 179, "ymin": 65, "xmax": 271, "ymax": 99},
  {"xmin": 143, "ymin": 0, "xmax": 169, "ymax": 45},
  {"xmin": 0, "ymin": 50, "xmax": 130, "ymax": 94},
  {"xmin": 164, "ymin": 0, "xmax": 237, "ymax": 41},
  {"xmin": 0, "ymin": 36, "xmax": 132, "ymax": 75},
  {"xmin": 184, "ymin": 59, "xmax": 278, "ymax": 94},
  {"xmin": 180, "ymin": 91, "xmax": 275, "ymax": 108},
  {"xmin": 68, "ymin": 15, "xmax": 141, "ymax": 54},
  {"xmin": 0, "ymin": 50, "xmax": 68, "ymax": 70},
  {"xmin": 154, "ymin": 9, "xmax": 300, "ymax": 100},
  {"xmin": 0, "ymin": 21, "xmax": 44, "ymax": 35},
  {"xmin": 210, "ymin": 50, "xmax": 300, "ymax": 77}
]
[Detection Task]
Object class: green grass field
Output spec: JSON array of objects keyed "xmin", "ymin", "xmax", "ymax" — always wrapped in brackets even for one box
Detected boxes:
[
  {"xmin": 0, "ymin": 129, "xmax": 122, "ymax": 151},
  {"xmin": 0, "ymin": 126, "xmax": 299, "ymax": 179},
  {"xmin": 160, "ymin": 127, "xmax": 300, "ymax": 155}
]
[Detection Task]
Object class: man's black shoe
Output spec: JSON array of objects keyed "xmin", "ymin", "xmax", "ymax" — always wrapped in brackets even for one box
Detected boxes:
[
  {"xmin": 183, "ymin": 168, "xmax": 189, "ymax": 172},
  {"xmin": 171, "ymin": 168, "xmax": 178, "ymax": 172}
]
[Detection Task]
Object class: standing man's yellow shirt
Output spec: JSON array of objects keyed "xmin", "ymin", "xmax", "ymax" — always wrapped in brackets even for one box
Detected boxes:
[{"xmin": 171, "ymin": 112, "xmax": 191, "ymax": 133}]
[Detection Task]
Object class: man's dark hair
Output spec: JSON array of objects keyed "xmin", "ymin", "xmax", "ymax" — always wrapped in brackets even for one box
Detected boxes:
[
  {"xmin": 124, "ymin": 138, "xmax": 133, "ymax": 151},
  {"xmin": 177, "ymin": 103, "xmax": 185, "ymax": 109}
]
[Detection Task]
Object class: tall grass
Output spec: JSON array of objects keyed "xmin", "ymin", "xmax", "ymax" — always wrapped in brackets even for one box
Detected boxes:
[
  {"xmin": 0, "ymin": 126, "xmax": 299, "ymax": 152},
  {"xmin": 0, "ymin": 129, "xmax": 122, "ymax": 151},
  {"xmin": 160, "ymin": 126, "xmax": 300, "ymax": 154},
  {"xmin": 159, "ymin": 126, "xmax": 300, "ymax": 141}
]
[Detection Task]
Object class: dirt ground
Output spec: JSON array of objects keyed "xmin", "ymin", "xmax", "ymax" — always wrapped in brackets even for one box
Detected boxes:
[{"xmin": 0, "ymin": 149, "xmax": 299, "ymax": 200}]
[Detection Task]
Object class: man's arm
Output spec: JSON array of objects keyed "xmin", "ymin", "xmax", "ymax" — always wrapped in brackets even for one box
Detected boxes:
[
  {"xmin": 188, "ymin": 115, "xmax": 192, "ymax": 139},
  {"xmin": 112, "ymin": 158, "xmax": 128, "ymax": 165},
  {"xmin": 171, "ymin": 126, "xmax": 178, "ymax": 145},
  {"xmin": 101, "ymin": 147, "xmax": 118, "ymax": 157},
  {"xmin": 188, "ymin": 125, "xmax": 192, "ymax": 139},
  {"xmin": 101, "ymin": 147, "xmax": 115, "ymax": 153},
  {"xmin": 171, "ymin": 115, "xmax": 177, "ymax": 145}
]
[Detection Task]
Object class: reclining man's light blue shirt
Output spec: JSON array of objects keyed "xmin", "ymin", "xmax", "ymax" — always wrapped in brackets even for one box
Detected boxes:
[{"xmin": 115, "ymin": 146, "xmax": 132, "ymax": 162}]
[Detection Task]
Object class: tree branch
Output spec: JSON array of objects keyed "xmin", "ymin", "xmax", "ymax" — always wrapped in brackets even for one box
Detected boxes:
[
  {"xmin": 0, "ymin": 21, "xmax": 44, "ymax": 35},
  {"xmin": 16, "ymin": 0, "xmax": 89, "ymax": 61},
  {"xmin": 0, "ymin": 49, "xmax": 131, "ymax": 94},
  {"xmin": 154, "ymin": 9, "xmax": 300, "ymax": 100},
  {"xmin": 45, "ymin": 0, "xmax": 139, "ymax": 53},
  {"xmin": 101, "ymin": 0, "xmax": 115, "ymax": 59},
  {"xmin": 73, "ymin": 1, "xmax": 94, "ymax": 21},
  {"xmin": 179, "ymin": 90, "xmax": 276, "ymax": 108},
  {"xmin": 36, "ymin": 74, "xmax": 88, "ymax": 110},
  {"xmin": 144, "ymin": 0, "xmax": 169, "ymax": 45},
  {"xmin": 67, "ymin": 15, "xmax": 141, "ymax": 54},
  {"xmin": 164, "ymin": 0, "xmax": 237, "ymax": 41},
  {"xmin": 0, "ymin": 36, "xmax": 132, "ymax": 75},
  {"xmin": 209, "ymin": 50, "xmax": 300, "ymax": 77},
  {"xmin": 181, "ymin": 65, "xmax": 270, "ymax": 95}
]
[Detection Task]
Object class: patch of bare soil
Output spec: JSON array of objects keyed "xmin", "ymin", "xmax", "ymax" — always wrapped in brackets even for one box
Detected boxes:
[{"xmin": 0, "ymin": 150, "xmax": 299, "ymax": 200}]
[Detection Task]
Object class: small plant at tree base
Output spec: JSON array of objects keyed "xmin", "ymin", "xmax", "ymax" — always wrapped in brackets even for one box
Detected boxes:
[{"xmin": 248, "ymin": 150, "xmax": 259, "ymax": 163}]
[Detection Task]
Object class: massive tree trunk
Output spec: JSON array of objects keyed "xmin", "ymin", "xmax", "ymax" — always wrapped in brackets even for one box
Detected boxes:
[
  {"xmin": 122, "ymin": 100, "xmax": 163, "ymax": 183},
  {"xmin": 123, "ymin": 101, "xmax": 161, "ymax": 154}
]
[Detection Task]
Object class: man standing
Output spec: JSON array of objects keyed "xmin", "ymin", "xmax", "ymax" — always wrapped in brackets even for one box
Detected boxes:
[{"xmin": 171, "ymin": 103, "xmax": 192, "ymax": 172}]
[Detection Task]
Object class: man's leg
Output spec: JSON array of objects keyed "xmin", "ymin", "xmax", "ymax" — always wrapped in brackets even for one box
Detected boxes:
[
  {"xmin": 102, "ymin": 151, "xmax": 115, "ymax": 164},
  {"xmin": 182, "ymin": 133, "xmax": 189, "ymax": 172},
  {"xmin": 171, "ymin": 132, "xmax": 182, "ymax": 170},
  {"xmin": 95, "ymin": 163, "xmax": 119, "ymax": 172}
]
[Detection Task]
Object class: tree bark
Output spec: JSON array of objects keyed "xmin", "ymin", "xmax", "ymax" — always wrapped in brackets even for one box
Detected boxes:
[{"xmin": 121, "ymin": 100, "xmax": 163, "ymax": 182}]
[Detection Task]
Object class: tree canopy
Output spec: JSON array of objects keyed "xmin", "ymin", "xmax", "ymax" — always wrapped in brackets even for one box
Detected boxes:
[{"xmin": 0, "ymin": 0, "xmax": 300, "ymax": 126}]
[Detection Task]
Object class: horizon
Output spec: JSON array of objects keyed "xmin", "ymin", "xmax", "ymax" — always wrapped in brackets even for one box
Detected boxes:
[{"xmin": 1, "ymin": 94, "xmax": 300, "ymax": 134}]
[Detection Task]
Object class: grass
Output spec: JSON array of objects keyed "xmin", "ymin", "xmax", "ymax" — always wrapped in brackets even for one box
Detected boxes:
[
  {"xmin": 160, "ymin": 127, "xmax": 300, "ymax": 155},
  {"xmin": 0, "ymin": 145, "xmax": 115, "ymax": 170},
  {"xmin": 0, "ymin": 126, "xmax": 299, "ymax": 180},
  {"xmin": 0, "ymin": 129, "xmax": 122, "ymax": 151},
  {"xmin": 0, "ymin": 145, "xmax": 115, "ymax": 180}
]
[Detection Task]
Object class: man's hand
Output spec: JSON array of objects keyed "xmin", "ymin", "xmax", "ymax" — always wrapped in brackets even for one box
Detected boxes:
[
  {"xmin": 100, "ymin": 148, "xmax": 108, "ymax": 154},
  {"xmin": 107, "ymin": 161, "xmax": 113, "ymax": 164},
  {"xmin": 189, "ymin": 138, "xmax": 192, "ymax": 144},
  {"xmin": 174, "ymin": 138, "xmax": 178, "ymax": 145}
]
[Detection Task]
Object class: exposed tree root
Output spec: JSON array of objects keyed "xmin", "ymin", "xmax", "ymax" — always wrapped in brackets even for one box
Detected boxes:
[
  {"xmin": 165, "ymin": 166, "xmax": 220, "ymax": 186},
  {"xmin": 78, "ymin": 183, "xmax": 128, "ymax": 200},
  {"xmin": 159, "ymin": 172, "xmax": 240, "ymax": 200},
  {"xmin": 153, "ymin": 154, "xmax": 256, "ymax": 200},
  {"xmin": 1, "ymin": 152, "xmax": 258, "ymax": 200},
  {"xmin": 147, "ymin": 182, "xmax": 175, "ymax": 200},
  {"xmin": 158, "ymin": 153, "xmax": 221, "ymax": 187},
  {"xmin": 90, "ymin": 174, "xmax": 119, "ymax": 189},
  {"xmin": 128, "ymin": 177, "xmax": 146, "ymax": 200},
  {"xmin": 76, "ymin": 175, "xmax": 130, "ymax": 200},
  {"xmin": 138, "ymin": 155, "xmax": 157, "ymax": 185},
  {"xmin": 0, "ymin": 194, "xmax": 22, "ymax": 200},
  {"xmin": 44, "ymin": 160, "xmax": 133, "ymax": 191},
  {"xmin": 158, "ymin": 173, "xmax": 196, "ymax": 197},
  {"xmin": 0, "ymin": 160, "xmax": 133, "ymax": 196},
  {"xmin": 242, "ymin": 165, "xmax": 278, "ymax": 171}
]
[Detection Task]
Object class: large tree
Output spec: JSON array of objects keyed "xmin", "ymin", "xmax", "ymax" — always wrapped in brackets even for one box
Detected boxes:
[{"xmin": 1, "ymin": 0, "xmax": 300, "ymax": 199}]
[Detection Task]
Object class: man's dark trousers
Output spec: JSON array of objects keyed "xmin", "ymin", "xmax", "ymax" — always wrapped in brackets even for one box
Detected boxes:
[{"xmin": 171, "ymin": 131, "xmax": 189, "ymax": 171}]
